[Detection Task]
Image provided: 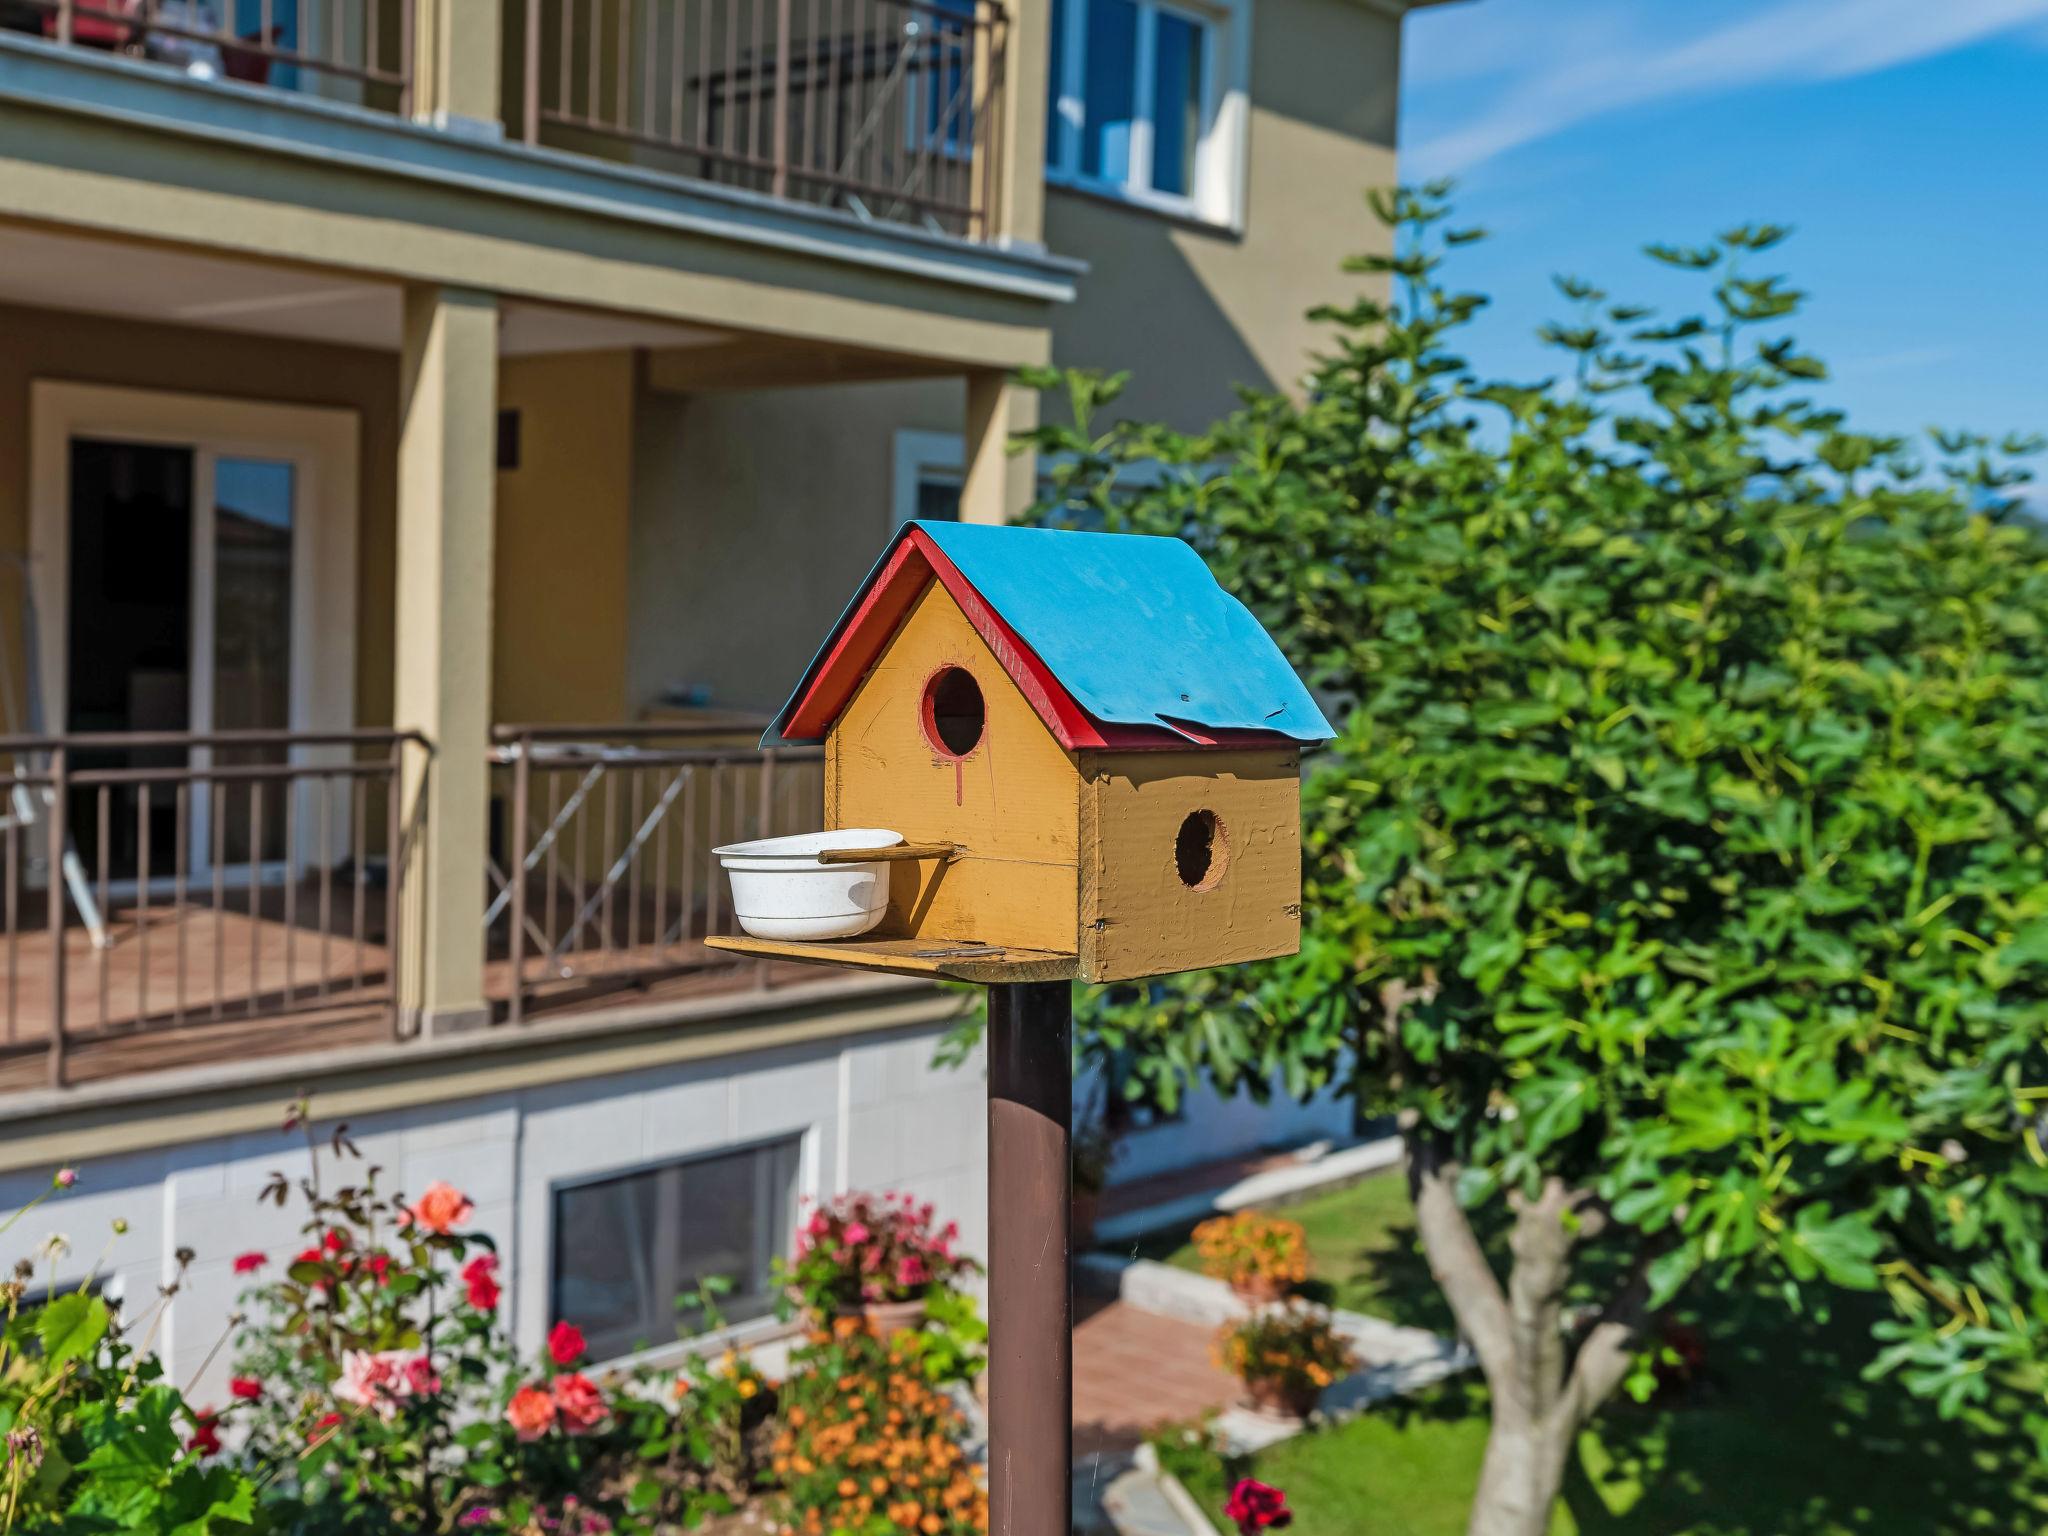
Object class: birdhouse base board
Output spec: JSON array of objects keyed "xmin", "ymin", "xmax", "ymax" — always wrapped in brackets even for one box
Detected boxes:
[{"xmin": 704, "ymin": 934, "xmax": 1079, "ymax": 984}]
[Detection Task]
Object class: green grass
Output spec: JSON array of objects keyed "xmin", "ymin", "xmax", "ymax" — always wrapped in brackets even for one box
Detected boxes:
[{"xmin": 1140, "ymin": 1173, "xmax": 2048, "ymax": 1536}]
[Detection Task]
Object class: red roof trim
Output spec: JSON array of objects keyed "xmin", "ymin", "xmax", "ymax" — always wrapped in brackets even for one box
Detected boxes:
[{"xmin": 780, "ymin": 527, "xmax": 1300, "ymax": 751}]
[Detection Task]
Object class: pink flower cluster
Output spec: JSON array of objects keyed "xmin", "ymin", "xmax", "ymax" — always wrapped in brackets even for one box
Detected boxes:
[
  {"xmin": 795, "ymin": 1191, "xmax": 967, "ymax": 1306},
  {"xmin": 333, "ymin": 1348, "xmax": 443, "ymax": 1420}
]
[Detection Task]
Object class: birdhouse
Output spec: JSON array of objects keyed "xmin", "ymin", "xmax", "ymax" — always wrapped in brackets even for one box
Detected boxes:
[{"xmin": 706, "ymin": 520, "xmax": 1332, "ymax": 984}]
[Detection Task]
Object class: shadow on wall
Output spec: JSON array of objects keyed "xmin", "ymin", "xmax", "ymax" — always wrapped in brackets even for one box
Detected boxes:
[{"xmin": 626, "ymin": 376, "xmax": 961, "ymax": 717}]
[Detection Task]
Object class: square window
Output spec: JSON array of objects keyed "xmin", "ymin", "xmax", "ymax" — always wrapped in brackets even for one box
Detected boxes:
[
  {"xmin": 1046, "ymin": 0, "xmax": 1235, "ymax": 223},
  {"xmin": 550, "ymin": 1138, "xmax": 801, "ymax": 1362}
]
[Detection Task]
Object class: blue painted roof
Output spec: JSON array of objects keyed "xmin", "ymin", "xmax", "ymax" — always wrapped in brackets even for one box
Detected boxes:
[{"xmin": 769, "ymin": 521, "xmax": 1333, "ymax": 746}]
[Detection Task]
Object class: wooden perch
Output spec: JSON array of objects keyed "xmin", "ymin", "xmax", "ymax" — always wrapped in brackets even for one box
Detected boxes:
[{"xmin": 817, "ymin": 841, "xmax": 960, "ymax": 864}]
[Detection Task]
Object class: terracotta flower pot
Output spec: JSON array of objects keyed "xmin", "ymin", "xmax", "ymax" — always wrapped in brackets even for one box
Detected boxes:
[
  {"xmin": 1230, "ymin": 1274, "xmax": 1292, "ymax": 1305},
  {"xmin": 1242, "ymin": 1375, "xmax": 1322, "ymax": 1421},
  {"xmin": 840, "ymin": 1297, "xmax": 929, "ymax": 1338}
]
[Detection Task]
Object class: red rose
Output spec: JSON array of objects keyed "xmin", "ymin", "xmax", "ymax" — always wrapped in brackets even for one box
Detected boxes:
[
  {"xmin": 367, "ymin": 1253, "xmax": 393, "ymax": 1286},
  {"xmin": 294, "ymin": 1246, "xmax": 325, "ymax": 1267},
  {"xmin": 232, "ymin": 1251, "xmax": 267, "ymax": 1274},
  {"xmin": 186, "ymin": 1411, "xmax": 223, "ymax": 1458},
  {"xmin": 322, "ymin": 1229, "xmax": 347, "ymax": 1254},
  {"xmin": 308, "ymin": 1411, "xmax": 343, "ymax": 1445},
  {"xmin": 549, "ymin": 1372, "xmax": 607, "ymax": 1436},
  {"xmin": 1225, "ymin": 1479, "xmax": 1291, "ymax": 1535},
  {"xmin": 463, "ymin": 1255, "xmax": 502, "ymax": 1312},
  {"xmin": 229, "ymin": 1376, "xmax": 263, "ymax": 1401},
  {"xmin": 547, "ymin": 1320, "xmax": 585, "ymax": 1366}
]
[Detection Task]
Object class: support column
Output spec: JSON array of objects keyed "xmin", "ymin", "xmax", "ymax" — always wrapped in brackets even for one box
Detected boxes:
[
  {"xmin": 413, "ymin": 0, "xmax": 503, "ymax": 136},
  {"xmin": 987, "ymin": 980, "xmax": 1073, "ymax": 1536},
  {"xmin": 396, "ymin": 284, "xmax": 498, "ymax": 1036},
  {"xmin": 962, "ymin": 369, "xmax": 1040, "ymax": 525}
]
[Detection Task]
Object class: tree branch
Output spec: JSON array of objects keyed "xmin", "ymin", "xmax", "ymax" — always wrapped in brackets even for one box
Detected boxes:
[
  {"xmin": 1403, "ymin": 1117, "xmax": 1516, "ymax": 1391},
  {"xmin": 1554, "ymin": 1247, "xmax": 1656, "ymax": 1432}
]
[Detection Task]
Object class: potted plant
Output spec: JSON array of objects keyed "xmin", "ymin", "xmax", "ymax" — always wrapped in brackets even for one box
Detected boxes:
[
  {"xmin": 1071, "ymin": 1119, "xmax": 1114, "ymax": 1249},
  {"xmin": 784, "ymin": 1191, "xmax": 977, "ymax": 1336},
  {"xmin": 1192, "ymin": 1211, "xmax": 1309, "ymax": 1302},
  {"xmin": 1216, "ymin": 1302, "xmax": 1355, "ymax": 1420}
]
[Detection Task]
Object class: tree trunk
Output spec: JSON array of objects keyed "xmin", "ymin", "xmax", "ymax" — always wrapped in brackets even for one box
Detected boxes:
[
  {"xmin": 1467, "ymin": 1409, "xmax": 1574, "ymax": 1536},
  {"xmin": 1402, "ymin": 1126, "xmax": 1649, "ymax": 1536}
]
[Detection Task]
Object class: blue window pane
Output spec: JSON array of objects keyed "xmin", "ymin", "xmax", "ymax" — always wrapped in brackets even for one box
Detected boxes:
[
  {"xmin": 1081, "ymin": 0, "xmax": 1138, "ymax": 183},
  {"xmin": 1150, "ymin": 10, "xmax": 1203, "ymax": 196},
  {"xmin": 1047, "ymin": 0, "xmax": 1068, "ymax": 166}
]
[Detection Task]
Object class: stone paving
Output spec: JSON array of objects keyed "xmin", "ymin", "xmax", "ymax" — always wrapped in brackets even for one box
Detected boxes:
[{"xmin": 1072, "ymin": 1293, "xmax": 1244, "ymax": 1458}]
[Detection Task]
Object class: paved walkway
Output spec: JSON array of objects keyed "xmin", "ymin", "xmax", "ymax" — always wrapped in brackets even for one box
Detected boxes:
[{"xmin": 1072, "ymin": 1294, "xmax": 1242, "ymax": 1458}]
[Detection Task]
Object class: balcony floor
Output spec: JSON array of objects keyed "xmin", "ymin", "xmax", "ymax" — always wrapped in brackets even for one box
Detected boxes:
[{"xmin": 0, "ymin": 894, "xmax": 843, "ymax": 1095}]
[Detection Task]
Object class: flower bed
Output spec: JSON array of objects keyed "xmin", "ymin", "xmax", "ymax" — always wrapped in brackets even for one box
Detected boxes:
[{"xmin": 1, "ymin": 1103, "xmax": 990, "ymax": 1536}]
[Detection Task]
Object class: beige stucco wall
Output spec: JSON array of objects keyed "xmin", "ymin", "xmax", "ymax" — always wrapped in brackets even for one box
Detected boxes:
[
  {"xmin": 1043, "ymin": 0, "xmax": 1402, "ymax": 429},
  {"xmin": 627, "ymin": 377, "xmax": 961, "ymax": 717},
  {"xmin": 621, "ymin": 0, "xmax": 1402, "ymax": 711},
  {"xmin": 493, "ymin": 350, "xmax": 637, "ymax": 724}
]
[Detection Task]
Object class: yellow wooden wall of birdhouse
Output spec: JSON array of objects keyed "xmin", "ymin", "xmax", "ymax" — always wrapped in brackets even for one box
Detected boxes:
[
  {"xmin": 824, "ymin": 581, "xmax": 1305, "ymax": 981},
  {"xmin": 826, "ymin": 579, "xmax": 1083, "ymax": 955}
]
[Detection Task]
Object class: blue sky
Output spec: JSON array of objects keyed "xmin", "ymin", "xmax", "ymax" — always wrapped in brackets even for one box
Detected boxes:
[{"xmin": 1397, "ymin": 0, "xmax": 2048, "ymax": 455}]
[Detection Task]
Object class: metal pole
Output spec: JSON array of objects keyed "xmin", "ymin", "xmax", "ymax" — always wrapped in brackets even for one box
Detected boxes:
[
  {"xmin": 508, "ymin": 734, "xmax": 531, "ymax": 1025},
  {"xmin": 986, "ymin": 979, "xmax": 1072, "ymax": 1536},
  {"xmin": 45, "ymin": 748, "xmax": 66, "ymax": 1091}
]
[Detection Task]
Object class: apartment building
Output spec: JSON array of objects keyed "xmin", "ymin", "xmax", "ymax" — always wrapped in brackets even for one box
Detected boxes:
[{"xmin": 0, "ymin": 0, "xmax": 1423, "ymax": 1394}]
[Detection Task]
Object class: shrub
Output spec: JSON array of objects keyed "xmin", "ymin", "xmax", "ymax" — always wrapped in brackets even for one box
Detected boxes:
[
  {"xmin": 1020, "ymin": 184, "xmax": 2048, "ymax": 1532},
  {"xmin": 782, "ymin": 1193, "xmax": 975, "ymax": 1315},
  {"xmin": 1191, "ymin": 1214, "xmax": 1308, "ymax": 1296},
  {"xmin": 1214, "ymin": 1303, "xmax": 1354, "ymax": 1395},
  {"xmin": 230, "ymin": 1107, "xmax": 668, "ymax": 1534},
  {"xmin": 769, "ymin": 1320, "xmax": 986, "ymax": 1536},
  {"xmin": 0, "ymin": 1169, "xmax": 261, "ymax": 1536}
]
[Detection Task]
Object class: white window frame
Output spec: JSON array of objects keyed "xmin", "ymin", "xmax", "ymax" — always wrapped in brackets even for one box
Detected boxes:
[{"xmin": 1044, "ymin": 0, "xmax": 1251, "ymax": 231}]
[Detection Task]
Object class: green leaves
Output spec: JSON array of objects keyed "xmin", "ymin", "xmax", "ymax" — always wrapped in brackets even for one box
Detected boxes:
[
  {"xmin": 1030, "ymin": 181, "xmax": 2048, "ymax": 1451},
  {"xmin": 36, "ymin": 1292, "xmax": 109, "ymax": 1366}
]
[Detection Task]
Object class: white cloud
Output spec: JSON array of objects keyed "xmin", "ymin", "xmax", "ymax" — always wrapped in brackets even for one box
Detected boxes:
[{"xmin": 1407, "ymin": 0, "xmax": 2048, "ymax": 176}]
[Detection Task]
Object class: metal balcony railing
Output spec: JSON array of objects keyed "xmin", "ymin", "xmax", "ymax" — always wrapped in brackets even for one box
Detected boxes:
[{"xmin": 516, "ymin": 0, "xmax": 1009, "ymax": 238}]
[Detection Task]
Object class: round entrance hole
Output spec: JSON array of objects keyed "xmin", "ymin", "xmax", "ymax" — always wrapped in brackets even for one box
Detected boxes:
[
  {"xmin": 922, "ymin": 666, "xmax": 986, "ymax": 758},
  {"xmin": 1175, "ymin": 809, "xmax": 1226, "ymax": 890}
]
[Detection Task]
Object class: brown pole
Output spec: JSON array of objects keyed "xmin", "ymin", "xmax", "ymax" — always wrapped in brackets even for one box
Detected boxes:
[{"xmin": 986, "ymin": 980, "xmax": 1072, "ymax": 1536}]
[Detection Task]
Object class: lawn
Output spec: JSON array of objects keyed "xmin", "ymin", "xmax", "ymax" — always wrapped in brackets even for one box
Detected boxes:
[{"xmin": 1141, "ymin": 1173, "xmax": 2048, "ymax": 1536}]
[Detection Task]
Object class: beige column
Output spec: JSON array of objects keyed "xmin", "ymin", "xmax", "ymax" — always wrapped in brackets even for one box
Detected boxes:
[
  {"xmin": 396, "ymin": 285, "xmax": 499, "ymax": 1035},
  {"xmin": 961, "ymin": 370, "xmax": 1040, "ymax": 526},
  {"xmin": 981, "ymin": 0, "xmax": 1050, "ymax": 246},
  {"xmin": 413, "ymin": 0, "xmax": 503, "ymax": 134}
]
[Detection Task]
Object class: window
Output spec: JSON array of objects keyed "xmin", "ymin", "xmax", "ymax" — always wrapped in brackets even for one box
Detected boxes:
[
  {"xmin": 1044, "ymin": 0, "xmax": 1246, "ymax": 225},
  {"xmin": 550, "ymin": 1138, "xmax": 801, "ymax": 1362}
]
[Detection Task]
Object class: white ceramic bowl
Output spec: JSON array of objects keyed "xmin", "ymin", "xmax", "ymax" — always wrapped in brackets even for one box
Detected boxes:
[{"xmin": 712, "ymin": 828, "xmax": 902, "ymax": 941}]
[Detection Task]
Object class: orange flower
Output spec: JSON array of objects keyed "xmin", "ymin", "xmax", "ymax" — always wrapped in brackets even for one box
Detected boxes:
[
  {"xmin": 505, "ymin": 1383, "xmax": 556, "ymax": 1441},
  {"xmin": 405, "ymin": 1180, "xmax": 474, "ymax": 1234}
]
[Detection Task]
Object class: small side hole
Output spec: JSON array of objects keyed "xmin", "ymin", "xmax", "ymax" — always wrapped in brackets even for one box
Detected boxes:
[
  {"xmin": 922, "ymin": 666, "xmax": 986, "ymax": 758},
  {"xmin": 1175, "ymin": 810, "xmax": 1225, "ymax": 890}
]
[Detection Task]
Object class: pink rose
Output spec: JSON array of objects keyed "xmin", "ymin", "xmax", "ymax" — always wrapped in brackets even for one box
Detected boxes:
[
  {"xmin": 335, "ymin": 1348, "xmax": 438, "ymax": 1420},
  {"xmin": 403, "ymin": 1356, "xmax": 442, "ymax": 1398},
  {"xmin": 843, "ymin": 1222, "xmax": 870, "ymax": 1245},
  {"xmin": 550, "ymin": 1372, "xmax": 607, "ymax": 1436}
]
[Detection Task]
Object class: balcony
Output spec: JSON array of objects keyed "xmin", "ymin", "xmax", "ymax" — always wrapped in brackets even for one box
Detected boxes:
[
  {"xmin": 0, "ymin": 724, "xmax": 844, "ymax": 1097},
  {"xmin": 4, "ymin": 0, "xmax": 1012, "ymax": 242}
]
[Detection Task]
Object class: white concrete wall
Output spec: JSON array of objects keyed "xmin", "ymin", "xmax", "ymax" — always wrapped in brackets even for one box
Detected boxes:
[{"xmin": 0, "ymin": 1021, "xmax": 987, "ymax": 1404}]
